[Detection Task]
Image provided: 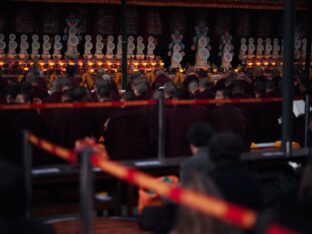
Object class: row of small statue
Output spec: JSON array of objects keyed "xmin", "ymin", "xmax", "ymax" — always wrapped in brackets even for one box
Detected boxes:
[
  {"xmin": 0, "ymin": 33, "xmax": 158, "ymax": 61},
  {"xmin": 239, "ymin": 33, "xmax": 311, "ymax": 61}
]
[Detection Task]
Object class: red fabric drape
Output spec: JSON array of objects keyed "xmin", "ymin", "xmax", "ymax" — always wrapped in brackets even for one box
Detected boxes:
[{"xmin": 12, "ymin": 0, "xmax": 309, "ymax": 11}]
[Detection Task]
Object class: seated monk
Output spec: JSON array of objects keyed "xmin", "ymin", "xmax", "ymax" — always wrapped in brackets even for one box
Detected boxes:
[
  {"xmin": 209, "ymin": 89, "xmax": 252, "ymax": 151},
  {"xmin": 104, "ymin": 93, "xmax": 150, "ymax": 160},
  {"xmin": 48, "ymin": 87, "xmax": 101, "ymax": 149}
]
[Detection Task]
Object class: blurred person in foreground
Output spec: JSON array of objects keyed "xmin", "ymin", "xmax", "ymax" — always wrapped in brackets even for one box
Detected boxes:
[{"xmin": 180, "ymin": 122, "xmax": 215, "ymax": 184}]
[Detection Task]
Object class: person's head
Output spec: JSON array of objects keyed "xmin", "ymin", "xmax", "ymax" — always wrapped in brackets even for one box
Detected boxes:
[
  {"xmin": 232, "ymin": 80, "xmax": 244, "ymax": 96},
  {"xmin": 6, "ymin": 84, "xmax": 20, "ymax": 103},
  {"xmin": 94, "ymin": 78, "xmax": 107, "ymax": 93},
  {"xmin": 215, "ymin": 89, "xmax": 231, "ymax": 106},
  {"xmin": 133, "ymin": 81, "xmax": 148, "ymax": 97},
  {"xmin": 96, "ymin": 68, "xmax": 105, "ymax": 80},
  {"xmin": 209, "ymin": 133, "xmax": 243, "ymax": 165},
  {"xmin": 199, "ymin": 79, "xmax": 211, "ymax": 92},
  {"xmin": 187, "ymin": 122, "xmax": 215, "ymax": 155},
  {"xmin": 69, "ymin": 86, "xmax": 88, "ymax": 102},
  {"xmin": 0, "ymin": 160, "xmax": 26, "ymax": 218},
  {"xmin": 97, "ymin": 85, "xmax": 111, "ymax": 101},
  {"xmin": 27, "ymin": 72, "xmax": 40, "ymax": 87},
  {"xmin": 50, "ymin": 79, "xmax": 63, "ymax": 93},
  {"xmin": 188, "ymin": 81, "xmax": 199, "ymax": 95},
  {"xmin": 163, "ymin": 82, "xmax": 176, "ymax": 99},
  {"xmin": 15, "ymin": 91, "xmax": 31, "ymax": 104},
  {"xmin": 121, "ymin": 91, "xmax": 135, "ymax": 101},
  {"xmin": 59, "ymin": 78, "xmax": 73, "ymax": 92},
  {"xmin": 175, "ymin": 173, "xmax": 243, "ymax": 234}
]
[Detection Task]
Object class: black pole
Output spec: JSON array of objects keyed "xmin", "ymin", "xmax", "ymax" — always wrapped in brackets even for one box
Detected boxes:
[
  {"xmin": 121, "ymin": 0, "xmax": 128, "ymax": 90},
  {"xmin": 158, "ymin": 88, "xmax": 165, "ymax": 160},
  {"xmin": 80, "ymin": 148, "xmax": 94, "ymax": 234},
  {"xmin": 304, "ymin": 3, "xmax": 312, "ymax": 148},
  {"xmin": 23, "ymin": 131, "xmax": 33, "ymax": 220},
  {"xmin": 282, "ymin": 0, "xmax": 296, "ymax": 156}
]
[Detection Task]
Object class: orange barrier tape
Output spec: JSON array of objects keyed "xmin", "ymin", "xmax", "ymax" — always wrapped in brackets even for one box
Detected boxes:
[
  {"xmin": 266, "ymin": 224, "xmax": 300, "ymax": 234},
  {"xmin": 91, "ymin": 154, "xmax": 257, "ymax": 229},
  {"xmin": 26, "ymin": 133, "xmax": 301, "ymax": 233},
  {"xmin": 0, "ymin": 97, "xmax": 303, "ymax": 110},
  {"xmin": 0, "ymin": 100, "xmax": 157, "ymax": 110},
  {"xmin": 27, "ymin": 132, "xmax": 76, "ymax": 162}
]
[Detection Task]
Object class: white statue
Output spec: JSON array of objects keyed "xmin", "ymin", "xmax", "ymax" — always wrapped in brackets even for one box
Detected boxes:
[
  {"xmin": 192, "ymin": 22, "xmax": 211, "ymax": 69},
  {"xmin": 31, "ymin": 34, "xmax": 40, "ymax": 59},
  {"xmin": 219, "ymin": 32, "xmax": 234, "ymax": 70},
  {"xmin": 105, "ymin": 35, "xmax": 115, "ymax": 59},
  {"xmin": 41, "ymin": 35, "xmax": 51, "ymax": 60},
  {"xmin": 0, "ymin": 34, "xmax": 6, "ymax": 59},
  {"xmin": 19, "ymin": 34, "xmax": 29, "ymax": 59},
  {"xmin": 256, "ymin": 38, "xmax": 264, "ymax": 59},
  {"xmin": 168, "ymin": 31, "xmax": 185, "ymax": 69},
  {"xmin": 65, "ymin": 28, "xmax": 80, "ymax": 59},
  {"xmin": 94, "ymin": 35, "xmax": 104, "ymax": 60},
  {"xmin": 8, "ymin": 34, "xmax": 18, "ymax": 59},
  {"xmin": 294, "ymin": 32, "xmax": 302, "ymax": 60},
  {"xmin": 239, "ymin": 38, "xmax": 248, "ymax": 60},
  {"xmin": 272, "ymin": 38, "xmax": 280, "ymax": 60},
  {"xmin": 53, "ymin": 35, "xmax": 63, "ymax": 59},
  {"xmin": 83, "ymin": 35, "xmax": 93, "ymax": 59},
  {"xmin": 301, "ymin": 38, "xmax": 307, "ymax": 61},
  {"xmin": 264, "ymin": 38, "xmax": 272, "ymax": 60},
  {"xmin": 116, "ymin": 35, "xmax": 122, "ymax": 59},
  {"xmin": 247, "ymin": 38, "xmax": 255, "ymax": 59},
  {"xmin": 146, "ymin": 36, "xmax": 156, "ymax": 59},
  {"xmin": 127, "ymin": 36, "xmax": 135, "ymax": 59},
  {"xmin": 136, "ymin": 36, "xmax": 145, "ymax": 60}
]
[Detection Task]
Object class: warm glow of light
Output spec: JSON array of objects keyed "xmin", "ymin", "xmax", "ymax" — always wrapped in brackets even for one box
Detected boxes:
[
  {"xmin": 62, "ymin": 68, "xmax": 66, "ymax": 72},
  {"xmin": 97, "ymin": 62, "xmax": 103, "ymax": 66},
  {"xmin": 90, "ymin": 69, "xmax": 95, "ymax": 73},
  {"xmin": 256, "ymin": 62, "xmax": 261, "ymax": 66},
  {"xmin": 179, "ymin": 68, "xmax": 184, "ymax": 73},
  {"xmin": 213, "ymin": 68, "xmax": 218, "ymax": 73},
  {"xmin": 40, "ymin": 62, "xmax": 45, "ymax": 66},
  {"xmin": 133, "ymin": 62, "xmax": 139, "ymax": 66},
  {"xmin": 24, "ymin": 67, "xmax": 29, "ymax": 71},
  {"xmin": 151, "ymin": 63, "xmax": 156, "ymax": 66},
  {"xmin": 263, "ymin": 62, "xmax": 269, "ymax": 66},
  {"xmin": 271, "ymin": 62, "xmax": 276, "ymax": 66},
  {"xmin": 133, "ymin": 68, "xmax": 139, "ymax": 72},
  {"xmin": 49, "ymin": 62, "xmax": 55, "ymax": 66},
  {"xmin": 247, "ymin": 62, "xmax": 253, "ymax": 66},
  {"xmin": 88, "ymin": 62, "xmax": 93, "ymax": 66},
  {"xmin": 160, "ymin": 62, "xmax": 164, "ymax": 66},
  {"xmin": 0, "ymin": 62, "xmax": 4, "ymax": 66},
  {"xmin": 234, "ymin": 69, "xmax": 239, "ymax": 72},
  {"xmin": 60, "ymin": 62, "xmax": 64, "ymax": 66},
  {"xmin": 79, "ymin": 62, "xmax": 83, "ymax": 66},
  {"xmin": 143, "ymin": 62, "xmax": 147, "ymax": 66},
  {"xmin": 69, "ymin": 62, "xmax": 74, "ymax": 66},
  {"xmin": 107, "ymin": 62, "xmax": 112, "ymax": 66}
]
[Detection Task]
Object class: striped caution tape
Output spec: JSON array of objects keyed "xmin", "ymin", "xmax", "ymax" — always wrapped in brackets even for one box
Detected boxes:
[
  {"xmin": 0, "ymin": 97, "xmax": 303, "ymax": 110},
  {"xmin": 26, "ymin": 133, "xmax": 302, "ymax": 233}
]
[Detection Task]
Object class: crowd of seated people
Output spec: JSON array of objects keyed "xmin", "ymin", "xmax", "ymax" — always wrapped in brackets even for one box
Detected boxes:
[{"xmin": 0, "ymin": 65, "xmax": 310, "ymax": 166}]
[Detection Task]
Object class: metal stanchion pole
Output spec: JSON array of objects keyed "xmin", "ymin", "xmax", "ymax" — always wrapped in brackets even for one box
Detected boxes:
[
  {"xmin": 121, "ymin": 0, "xmax": 128, "ymax": 90},
  {"xmin": 80, "ymin": 148, "xmax": 94, "ymax": 234},
  {"xmin": 282, "ymin": 0, "xmax": 295, "ymax": 156},
  {"xmin": 23, "ymin": 131, "xmax": 33, "ymax": 220},
  {"xmin": 158, "ymin": 88, "xmax": 165, "ymax": 161},
  {"xmin": 304, "ymin": 3, "xmax": 312, "ymax": 148}
]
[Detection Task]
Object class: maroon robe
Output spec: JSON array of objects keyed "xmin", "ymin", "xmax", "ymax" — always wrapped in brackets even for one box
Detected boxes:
[
  {"xmin": 43, "ymin": 92, "xmax": 62, "ymax": 103},
  {"xmin": 209, "ymin": 105, "xmax": 252, "ymax": 151},
  {"xmin": 104, "ymin": 107, "xmax": 149, "ymax": 160}
]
